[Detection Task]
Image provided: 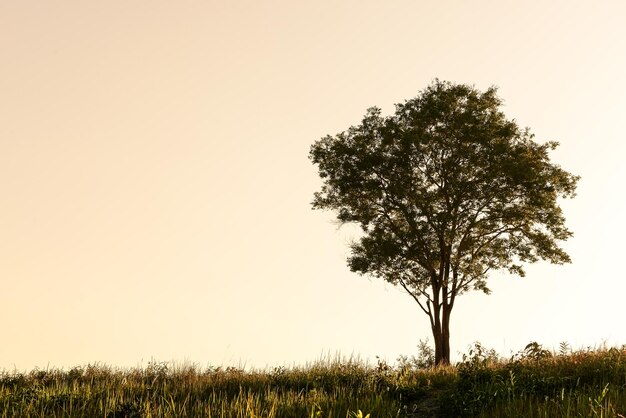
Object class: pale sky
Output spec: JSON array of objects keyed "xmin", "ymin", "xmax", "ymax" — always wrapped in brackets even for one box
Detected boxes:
[{"xmin": 1, "ymin": 1, "xmax": 625, "ymax": 371}]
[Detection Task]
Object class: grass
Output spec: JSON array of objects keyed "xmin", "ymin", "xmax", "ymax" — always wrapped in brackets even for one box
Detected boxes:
[
  {"xmin": 447, "ymin": 342, "xmax": 626, "ymax": 417},
  {"xmin": 1, "ymin": 343, "xmax": 626, "ymax": 417}
]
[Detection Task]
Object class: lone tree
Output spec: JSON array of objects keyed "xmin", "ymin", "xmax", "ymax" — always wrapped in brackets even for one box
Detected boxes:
[{"xmin": 310, "ymin": 80, "xmax": 579, "ymax": 365}]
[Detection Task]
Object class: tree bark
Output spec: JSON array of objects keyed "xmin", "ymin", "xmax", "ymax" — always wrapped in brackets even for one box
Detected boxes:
[
  {"xmin": 431, "ymin": 304, "xmax": 452, "ymax": 365},
  {"xmin": 432, "ymin": 322, "xmax": 442, "ymax": 364},
  {"xmin": 441, "ymin": 304, "xmax": 451, "ymax": 364}
]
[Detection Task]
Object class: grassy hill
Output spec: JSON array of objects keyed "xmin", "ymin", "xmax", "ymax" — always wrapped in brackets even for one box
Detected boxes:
[{"xmin": 2, "ymin": 343, "xmax": 626, "ymax": 417}]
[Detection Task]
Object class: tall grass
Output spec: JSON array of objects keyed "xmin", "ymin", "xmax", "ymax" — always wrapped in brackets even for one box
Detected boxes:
[
  {"xmin": 443, "ymin": 342, "xmax": 626, "ymax": 417},
  {"xmin": 0, "ymin": 356, "xmax": 441, "ymax": 418},
  {"xmin": 2, "ymin": 344, "xmax": 626, "ymax": 417}
]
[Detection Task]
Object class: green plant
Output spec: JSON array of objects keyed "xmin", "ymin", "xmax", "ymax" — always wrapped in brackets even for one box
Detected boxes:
[
  {"xmin": 397, "ymin": 339, "xmax": 435, "ymax": 371},
  {"xmin": 3, "ymin": 344, "xmax": 626, "ymax": 417}
]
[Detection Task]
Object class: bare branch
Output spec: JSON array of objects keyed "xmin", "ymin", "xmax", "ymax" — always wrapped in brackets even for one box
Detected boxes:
[{"xmin": 398, "ymin": 277, "xmax": 431, "ymax": 317}]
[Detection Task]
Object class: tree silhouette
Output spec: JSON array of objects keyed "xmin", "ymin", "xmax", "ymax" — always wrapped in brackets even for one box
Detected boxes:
[{"xmin": 310, "ymin": 80, "xmax": 579, "ymax": 365}]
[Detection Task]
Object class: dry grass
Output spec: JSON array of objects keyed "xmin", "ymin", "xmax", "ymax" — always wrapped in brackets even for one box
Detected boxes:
[{"xmin": 2, "ymin": 344, "xmax": 626, "ymax": 417}]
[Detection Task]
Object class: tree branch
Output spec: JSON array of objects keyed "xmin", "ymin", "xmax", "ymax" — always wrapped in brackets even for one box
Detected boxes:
[{"xmin": 398, "ymin": 277, "xmax": 432, "ymax": 317}]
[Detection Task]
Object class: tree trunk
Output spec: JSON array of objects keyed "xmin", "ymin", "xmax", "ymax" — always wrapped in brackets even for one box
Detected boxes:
[
  {"xmin": 432, "ymin": 323, "xmax": 442, "ymax": 365},
  {"xmin": 432, "ymin": 305, "xmax": 452, "ymax": 365},
  {"xmin": 441, "ymin": 304, "xmax": 451, "ymax": 364}
]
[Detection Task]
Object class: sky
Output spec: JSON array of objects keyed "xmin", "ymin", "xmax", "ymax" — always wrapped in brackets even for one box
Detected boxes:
[{"xmin": 1, "ymin": 1, "xmax": 625, "ymax": 371}]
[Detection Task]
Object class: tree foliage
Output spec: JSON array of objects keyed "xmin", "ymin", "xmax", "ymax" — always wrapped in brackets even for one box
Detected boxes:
[{"xmin": 310, "ymin": 80, "xmax": 579, "ymax": 364}]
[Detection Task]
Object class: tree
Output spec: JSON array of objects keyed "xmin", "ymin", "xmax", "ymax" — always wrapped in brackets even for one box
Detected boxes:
[{"xmin": 309, "ymin": 80, "xmax": 579, "ymax": 365}]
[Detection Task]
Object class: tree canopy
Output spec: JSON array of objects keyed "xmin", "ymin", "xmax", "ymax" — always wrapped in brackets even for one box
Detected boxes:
[{"xmin": 310, "ymin": 80, "xmax": 579, "ymax": 365}]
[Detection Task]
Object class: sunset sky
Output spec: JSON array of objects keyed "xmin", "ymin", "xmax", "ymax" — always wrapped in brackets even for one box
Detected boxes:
[{"xmin": 1, "ymin": 1, "xmax": 625, "ymax": 371}]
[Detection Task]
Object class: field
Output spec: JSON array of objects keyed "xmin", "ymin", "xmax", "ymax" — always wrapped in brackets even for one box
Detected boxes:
[{"xmin": 2, "ymin": 343, "xmax": 626, "ymax": 417}]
